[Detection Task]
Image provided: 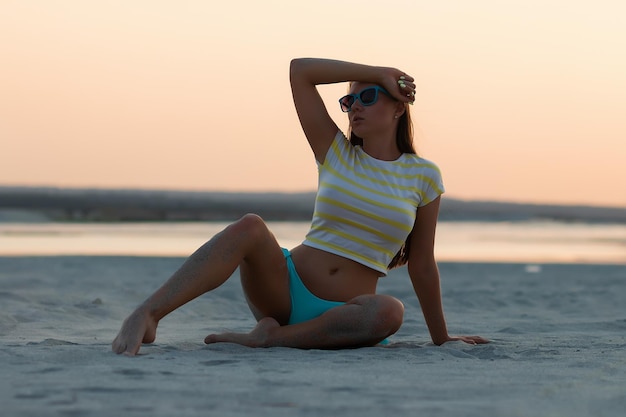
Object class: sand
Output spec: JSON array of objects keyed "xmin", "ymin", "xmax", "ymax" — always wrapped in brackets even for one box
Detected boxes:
[{"xmin": 1, "ymin": 256, "xmax": 625, "ymax": 416}]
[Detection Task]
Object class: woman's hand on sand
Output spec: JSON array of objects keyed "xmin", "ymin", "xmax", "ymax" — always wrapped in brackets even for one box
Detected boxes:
[
  {"xmin": 111, "ymin": 307, "xmax": 158, "ymax": 356},
  {"xmin": 446, "ymin": 335, "xmax": 490, "ymax": 345}
]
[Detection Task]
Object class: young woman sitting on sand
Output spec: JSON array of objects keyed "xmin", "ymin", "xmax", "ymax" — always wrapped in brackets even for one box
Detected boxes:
[{"xmin": 112, "ymin": 58, "xmax": 489, "ymax": 355}]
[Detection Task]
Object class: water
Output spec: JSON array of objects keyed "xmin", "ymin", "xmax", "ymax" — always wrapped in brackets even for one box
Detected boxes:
[{"xmin": 0, "ymin": 220, "xmax": 623, "ymax": 264}]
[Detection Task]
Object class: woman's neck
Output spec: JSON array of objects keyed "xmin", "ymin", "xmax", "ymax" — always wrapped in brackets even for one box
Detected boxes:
[{"xmin": 361, "ymin": 135, "xmax": 401, "ymax": 161}]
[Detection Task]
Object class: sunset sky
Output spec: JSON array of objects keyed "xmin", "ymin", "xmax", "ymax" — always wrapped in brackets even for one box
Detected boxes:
[{"xmin": 2, "ymin": 0, "xmax": 625, "ymax": 207}]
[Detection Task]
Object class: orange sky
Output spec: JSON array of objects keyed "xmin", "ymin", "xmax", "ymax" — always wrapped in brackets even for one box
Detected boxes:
[{"xmin": 1, "ymin": 0, "xmax": 625, "ymax": 207}]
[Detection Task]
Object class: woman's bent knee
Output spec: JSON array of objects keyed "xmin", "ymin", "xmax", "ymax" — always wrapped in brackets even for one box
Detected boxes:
[
  {"xmin": 352, "ymin": 294, "xmax": 404, "ymax": 338},
  {"xmin": 228, "ymin": 213, "xmax": 270, "ymax": 241},
  {"xmin": 375, "ymin": 295, "xmax": 404, "ymax": 335},
  {"xmin": 236, "ymin": 213, "xmax": 266, "ymax": 229}
]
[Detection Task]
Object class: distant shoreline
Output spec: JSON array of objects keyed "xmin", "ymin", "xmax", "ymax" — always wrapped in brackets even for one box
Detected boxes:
[{"xmin": 1, "ymin": 186, "xmax": 624, "ymax": 223}]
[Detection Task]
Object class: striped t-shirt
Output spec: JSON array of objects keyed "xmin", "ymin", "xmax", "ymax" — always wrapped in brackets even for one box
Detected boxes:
[{"xmin": 303, "ymin": 131, "xmax": 445, "ymax": 275}]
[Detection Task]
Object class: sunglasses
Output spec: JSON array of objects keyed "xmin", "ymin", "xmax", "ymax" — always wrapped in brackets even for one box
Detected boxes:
[{"xmin": 338, "ymin": 86, "xmax": 393, "ymax": 113}]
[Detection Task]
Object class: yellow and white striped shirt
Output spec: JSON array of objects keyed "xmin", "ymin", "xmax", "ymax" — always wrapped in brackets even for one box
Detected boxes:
[{"xmin": 303, "ymin": 131, "xmax": 445, "ymax": 275}]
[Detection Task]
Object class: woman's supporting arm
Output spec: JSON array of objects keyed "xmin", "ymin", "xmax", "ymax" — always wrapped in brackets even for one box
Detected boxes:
[{"xmin": 407, "ymin": 197, "xmax": 489, "ymax": 345}]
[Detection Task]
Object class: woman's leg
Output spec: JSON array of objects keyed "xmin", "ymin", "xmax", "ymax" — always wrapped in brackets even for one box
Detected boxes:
[
  {"xmin": 205, "ymin": 294, "xmax": 404, "ymax": 349},
  {"xmin": 111, "ymin": 214, "xmax": 290, "ymax": 355}
]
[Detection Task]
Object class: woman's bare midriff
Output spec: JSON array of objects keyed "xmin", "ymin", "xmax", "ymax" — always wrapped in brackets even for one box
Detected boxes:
[{"xmin": 289, "ymin": 244, "xmax": 381, "ymax": 302}]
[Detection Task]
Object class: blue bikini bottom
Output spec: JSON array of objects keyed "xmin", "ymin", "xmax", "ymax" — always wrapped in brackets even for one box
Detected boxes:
[
  {"xmin": 281, "ymin": 248, "xmax": 390, "ymax": 345},
  {"xmin": 282, "ymin": 248, "xmax": 344, "ymax": 325}
]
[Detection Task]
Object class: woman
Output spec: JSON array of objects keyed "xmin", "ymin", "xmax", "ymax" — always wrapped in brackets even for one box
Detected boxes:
[{"xmin": 112, "ymin": 58, "xmax": 488, "ymax": 355}]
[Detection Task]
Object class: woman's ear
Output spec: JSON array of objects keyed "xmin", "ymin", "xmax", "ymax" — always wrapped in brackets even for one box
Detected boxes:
[{"xmin": 394, "ymin": 101, "xmax": 406, "ymax": 118}]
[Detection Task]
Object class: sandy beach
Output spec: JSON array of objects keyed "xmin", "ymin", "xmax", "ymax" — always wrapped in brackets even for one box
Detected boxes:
[{"xmin": 1, "ymin": 255, "xmax": 624, "ymax": 416}]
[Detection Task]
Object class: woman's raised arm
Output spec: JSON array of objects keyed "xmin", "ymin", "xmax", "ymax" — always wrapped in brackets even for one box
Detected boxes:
[{"xmin": 289, "ymin": 58, "xmax": 412, "ymax": 163}]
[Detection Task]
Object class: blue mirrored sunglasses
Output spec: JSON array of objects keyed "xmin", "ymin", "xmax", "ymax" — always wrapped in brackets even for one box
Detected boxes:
[{"xmin": 338, "ymin": 86, "xmax": 393, "ymax": 113}]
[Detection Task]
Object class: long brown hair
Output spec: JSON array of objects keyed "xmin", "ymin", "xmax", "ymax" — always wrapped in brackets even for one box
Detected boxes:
[{"xmin": 346, "ymin": 93, "xmax": 416, "ymax": 269}]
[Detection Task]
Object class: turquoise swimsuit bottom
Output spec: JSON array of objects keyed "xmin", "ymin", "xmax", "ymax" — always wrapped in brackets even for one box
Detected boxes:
[
  {"xmin": 282, "ymin": 248, "xmax": 390, "ymax": 345},
  {"xmin": 282, "ymin": 248, "xmax": 345, "ymax": 325}
]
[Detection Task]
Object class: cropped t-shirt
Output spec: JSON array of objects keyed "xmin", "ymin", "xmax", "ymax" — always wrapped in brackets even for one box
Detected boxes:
[{"xmin": 303, "ymin": 131, "xmax": 445, "ymax": 275}]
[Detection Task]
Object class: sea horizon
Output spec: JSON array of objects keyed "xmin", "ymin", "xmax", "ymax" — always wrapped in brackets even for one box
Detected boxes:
[
  {"xmin": 1, "ymin": 184, "xmax": 625, "ymax": 208},
  {"xmin": 1, "ymin": 219, "xmax": 624, "ymax": 265},
  {"xmin": 1, "ymin": 185, "xmax": 624, "ymax": 265},
  {"xmin": 1, "ymin": 185, "xmax": 625, "ymax": 224}
]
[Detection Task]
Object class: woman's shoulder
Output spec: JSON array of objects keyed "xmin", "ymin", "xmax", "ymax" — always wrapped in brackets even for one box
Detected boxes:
[{"xmin": 401, "ymin": 153, "xmax": 442, "ymax": 175}]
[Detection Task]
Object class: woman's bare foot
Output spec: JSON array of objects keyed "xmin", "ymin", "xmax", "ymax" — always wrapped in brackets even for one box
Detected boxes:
[
  {"xmin": 204, "ymin": 317, "xmax": 280, "ymax": 347},
  {"xmin": 112, "ymin": 307, "xmax": 159, "ymax": 356}
]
